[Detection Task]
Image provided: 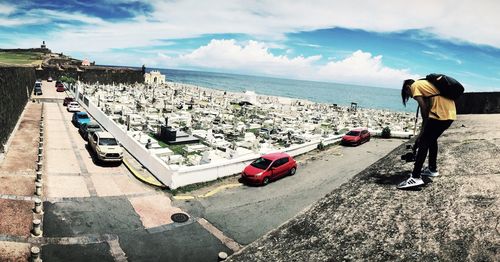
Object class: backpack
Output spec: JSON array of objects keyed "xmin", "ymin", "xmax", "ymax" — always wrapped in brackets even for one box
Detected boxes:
[{"xmin": 425, "ymin": 73, "xmax": 464, "ymax": 100}]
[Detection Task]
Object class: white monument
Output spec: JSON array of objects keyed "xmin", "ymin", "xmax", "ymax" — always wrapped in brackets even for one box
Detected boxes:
[{"xmin": 144, "ymin": 70, "xmax": 166, "ymax": 85}]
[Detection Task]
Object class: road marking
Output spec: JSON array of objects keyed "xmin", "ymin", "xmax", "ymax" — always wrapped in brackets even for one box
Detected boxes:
[
  {"xmin": 173, "ymin": 195, "xmax": 196, "ymax": 200},
  {"xmin": 198, "ymin": 218, "xmax": 242, "ymax": 252},
  {"xmin": 108, "ymin": 239, "xmax": 128, "ymax": 262},
  {"xmin": 198, "ymin": 184, "xmax": 242, "ymax": 198},
  {"xmin": 172, "ymin": 183, "xmax": 242, "ymax": 200},
  {"xmin": 123, "ymin": 159, "xmax": 165, "ymax": 188}
]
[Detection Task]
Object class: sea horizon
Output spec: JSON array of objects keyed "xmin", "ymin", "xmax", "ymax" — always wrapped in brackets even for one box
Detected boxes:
[{"xmin": 145, "ymin": 67, "xmax": 417, "ymax": 113}]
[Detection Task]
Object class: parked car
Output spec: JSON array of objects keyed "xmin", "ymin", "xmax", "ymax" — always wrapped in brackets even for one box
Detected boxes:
[
  {"xmin": 79, "ymin": 121, "xmax": 102, "ymax": 141},
  {"xmin": 63, "ymin": 97, "xmax": 74, "ymax": 106},
  {"xmin": 72, "ymin": 111, "xmax": 90, "ymax": 127},
  {"xmin": 67, "ymin": 102, "xmax": 80, "ymax": 112},
  {"xmin": 47, "ymin": 77, "xmax": 53, "ymax": 82},
  {"xmin": 241, "ymin": 152, "xmax": 297, "ymax": 185},
  {"xmin": 56, "ymin": 82, "xmax": 65, "ymax": 92},
  {"xmin": 341, "ymin": 128, "xmax": 371, "ymax": 146},
  {"xmin": 88, "ymin": 131, "xmax": 123, "ymax": 163},
  {"xmin": 34, "ymin": 81, "xmax": 42, "ymax": 95}
]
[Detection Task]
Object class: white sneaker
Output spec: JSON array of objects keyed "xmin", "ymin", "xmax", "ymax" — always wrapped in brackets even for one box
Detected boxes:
[
  {"xmin": 421, "ymin": 167, "xmax": 439, "ymax": 177},
  {"xmin": 397, "ymin": 177, "xmax": 424, "ymax": 189}
]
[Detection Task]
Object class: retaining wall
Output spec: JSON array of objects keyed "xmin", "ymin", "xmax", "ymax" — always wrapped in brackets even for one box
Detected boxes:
[
  {"xmin": 36, "ymin": 66, "xmax": 143, "ymax": 84},
  {"xmin": 69, "ymin": 84, "xmax": 174, "ymax": 186},
  {"xmin": 456, "ymin": 92, "xmax": 500, "ymax": 114},
  {"xmin": 0, "ymin": 66, "xmax": 36, "ymax": 152}
]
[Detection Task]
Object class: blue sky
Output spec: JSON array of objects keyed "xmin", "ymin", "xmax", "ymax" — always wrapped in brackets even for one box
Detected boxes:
[{"xmin": 1, "ymin": 0, "xmax": 500, "ymax": 91}]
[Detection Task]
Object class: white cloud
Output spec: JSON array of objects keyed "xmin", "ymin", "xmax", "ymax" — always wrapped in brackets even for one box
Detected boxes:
[
  {"xmin": 422, "ymin": 50, "xmax": 462, "ymax": 65},
  {"xmin": 154, "ymin": 39, "xmax": 417, "ymax": 88},
  {"xmin": 2, "ymin": 1, "xmax": 495, "ymax": 88},
  {"xmin": 179, "ymin": 39, "xmax": 320, "ymax": 78},
  {"xmin": 0, "ymin": 3, "xmax": 15, "ymax": 15},
  {"xmin": 317, "ymin": 50, "xmax": 419, "ymax": 87},
  {"xmin": 36, "ymin": 9, "xmax": 106, "ymax": 25},
  {"xmin": 7, "ymin": 0, "xmax": 500, "ymax": 51}
]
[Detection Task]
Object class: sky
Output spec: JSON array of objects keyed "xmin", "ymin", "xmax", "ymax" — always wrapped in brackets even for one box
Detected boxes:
[{"xmin": 1, "ymin": 0, "xmax": 500, "ymax": 91}]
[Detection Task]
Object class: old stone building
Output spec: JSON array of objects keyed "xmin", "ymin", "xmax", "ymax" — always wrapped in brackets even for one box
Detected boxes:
[{"xmin": 144, "ymin": 70, "xmax": 166, "ymax": 85}]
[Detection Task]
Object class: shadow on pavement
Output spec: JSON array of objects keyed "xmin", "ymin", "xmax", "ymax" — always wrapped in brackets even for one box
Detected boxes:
[{"xmin": 84, "ymin": 143, "xmax": 122, "ymax": 168}]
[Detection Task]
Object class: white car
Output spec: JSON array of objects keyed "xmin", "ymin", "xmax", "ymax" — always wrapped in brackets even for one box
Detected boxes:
[
  {"xmin": 67, "ymin": 102, "xmax": 80, "ymax": 112},
  {"xmin": 88, "ymin": 131, "xmax": 123, "ymax": 163}
]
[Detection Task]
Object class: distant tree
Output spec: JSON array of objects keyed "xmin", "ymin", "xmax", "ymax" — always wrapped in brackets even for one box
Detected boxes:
[
  {"xmin": 59, "ymin": 75, "xmax": 76, "ymax": 84},
  {"xmin": 381, "ymin": 126, "xmax": 391, "ymax": 138}
]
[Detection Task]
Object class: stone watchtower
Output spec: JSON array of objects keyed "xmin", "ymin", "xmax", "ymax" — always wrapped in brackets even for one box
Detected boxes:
[{"xmin": 40, "ymin": 41, "xmax": 51, "ymax": 53}]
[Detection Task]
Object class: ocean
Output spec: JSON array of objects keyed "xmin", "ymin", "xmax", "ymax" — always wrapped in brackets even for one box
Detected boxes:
[{"xmin": 153, "ymin": 68, "xmax": 417, "ymax": 112}]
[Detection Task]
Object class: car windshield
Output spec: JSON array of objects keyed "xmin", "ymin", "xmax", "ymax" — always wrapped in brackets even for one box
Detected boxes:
[
  {"xmin": 88, "ymin": 125, "xmax": 100, "ymax": 130},
  {"xmin": 99, "ymin": 138, "xmax": 118, "ymax": 146},
  {"xmin": 250, "ymin": 157, "xmax": 272, "ymax": 170},
  {"xmin": 346, "ymin": 131, "xmax": 360, "ymax": 136},
  {"xmin": 78, "ymin": 114, "xmax": 89, "ymax": 119}
]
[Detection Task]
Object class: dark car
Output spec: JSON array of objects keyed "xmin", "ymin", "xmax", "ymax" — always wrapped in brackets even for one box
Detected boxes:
[
  {"xmin": 79, "ymin": 121, "xmax": 102, "ymax": 141},
  {"xmin": 341, "ymin": 128, "xmax": 371, "ymax": 146},
  {"xmin": 241, "ymin": 152, "xmax": 297, "ymax": 185},
  {"xmin": 63, "ymin": 97, "xmax": 74, "ymax": 106},
  {"xmin": 34, "ymin": 81, "xmax": 42, "ymax": 95}
]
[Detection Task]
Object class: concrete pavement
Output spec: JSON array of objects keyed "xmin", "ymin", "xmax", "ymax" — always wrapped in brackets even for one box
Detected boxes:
[
  {"xmin": 0, "ymin": 81, "xmax": 411, "ymax": 261},
  {"xmin": 173, "ymin": 139, "xmax": 404, "ymax": 245},
  {"xmin": 0, "ymin": 102, "xmax": 42, "ymax": 261},
  {"xmin": 0, "ymin": 89, "xmax": 233, "ymax": 261},
  {"xmin": 228, "ymin": 114, "xmax": 500, "ymax": 261},
  {"xmin": 40, "ymin": 101, "xmax": 231, "ymax": 261}
]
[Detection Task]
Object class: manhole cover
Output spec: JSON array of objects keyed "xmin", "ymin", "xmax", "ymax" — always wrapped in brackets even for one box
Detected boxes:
[{"xmin": 171, "ymin": 213, "xmax": 189, "ymax": 223}]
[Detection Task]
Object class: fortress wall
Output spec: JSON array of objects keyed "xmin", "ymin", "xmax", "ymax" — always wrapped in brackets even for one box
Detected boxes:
[{"xmin": 35, "ymin": 66, "xmax": 144, "ymax": 85}]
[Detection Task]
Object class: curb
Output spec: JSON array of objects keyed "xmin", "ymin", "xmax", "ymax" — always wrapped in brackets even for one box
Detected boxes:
[
  {"xmin": 123, "ymin": 159, "xmax": 166, "ymax": 189},
  {"xmin": 173, "ymin": 183, "xmax": 242, "ymax": 200}
]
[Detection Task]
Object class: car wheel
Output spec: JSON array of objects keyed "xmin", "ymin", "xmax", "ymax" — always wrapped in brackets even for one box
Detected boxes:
[
  {"xmin": 262, "ymin": 177, "xmax": 270, "ymax": 186},
  {"xmin": 289, "ymin": 167, "xmax": 296, "ymax": 176}
]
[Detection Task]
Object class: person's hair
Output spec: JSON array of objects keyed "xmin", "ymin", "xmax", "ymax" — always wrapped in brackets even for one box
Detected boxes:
[{"xmin": 401, "ymin": 79, "xmax": 415, "ymax": 106}]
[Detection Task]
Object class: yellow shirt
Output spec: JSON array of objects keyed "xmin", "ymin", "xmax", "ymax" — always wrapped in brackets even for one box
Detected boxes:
[{"xmin": 410, "ymin": 80, "xmax": 456, "ymax": 120}]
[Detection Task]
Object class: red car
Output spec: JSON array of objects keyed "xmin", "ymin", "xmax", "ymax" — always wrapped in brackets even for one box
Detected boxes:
[
  {"xmin": 241, "ymin": 152, "xmax": 297, "ymax": 185},
  {"xmin": 56, "ymin": 83, "xmax": 65, "ymax": 92},
  {"xmin": 341, "ymin": 128, "xmax": 371, "ymax": 146},
  {"xmin": 63, "ymin": 97, "xmax": 74, "ymax": 106}
]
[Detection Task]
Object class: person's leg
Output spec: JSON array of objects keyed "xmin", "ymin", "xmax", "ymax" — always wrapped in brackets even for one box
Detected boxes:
[
  {"xmin": 400, "ymin": 119, "xmax": 452, "ymax": 189},
  {"xmin": 411, "ymin": 120, "xmax": 437, "ymax": 178},
  {"xmin": 428, "ymin": 139, "xmax": 438, "ymax": 172},
  {"xmin": 427, "ymin": 120, "xmax": 453, "ymax": 172}
]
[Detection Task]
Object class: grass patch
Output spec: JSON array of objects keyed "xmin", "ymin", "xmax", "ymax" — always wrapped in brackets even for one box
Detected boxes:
[
  {"xmin": 168, "ymin": 144, "xmax": 186, "ymax": 155},
  {"xmin": 0, "ymin": 51, "xmax": 44, "ymax": 65},
  {"xmin": 148, "ymin": 133, "xmax": 202, "ymax": 155},
  {"xmin": 147, "ymin": 133, "xmax": 168, "ymax": 148}
]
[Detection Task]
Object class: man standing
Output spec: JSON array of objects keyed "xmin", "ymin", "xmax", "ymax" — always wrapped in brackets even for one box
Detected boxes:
[{"xmin": 398, "ymin": 78, "xmax": 456, "ymax": 189}]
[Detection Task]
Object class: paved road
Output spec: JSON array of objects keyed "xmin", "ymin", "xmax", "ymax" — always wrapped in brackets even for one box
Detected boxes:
[
  {"xmin": 175, "ymin": 139, "xmax": 404, "ymax": 244},
  {"xmin": 36, "ymin": 79, "xmax": 68, "ymax": 100},
  {"xmin": 39, "ymin": 91, "xmax": 231, "ymax": 261}
]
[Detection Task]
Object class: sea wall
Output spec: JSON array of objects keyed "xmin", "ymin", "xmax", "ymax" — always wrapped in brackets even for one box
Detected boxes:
[
  {"xmin": 35, "ymin": 66, "xmax": 144, "ymax": 84},
  {"xmin": 0, "ymin": 66, "xmax": 36, "ymax": 152},
  {"xmin": 456, "ymin": 92, "xmax": 500, "ymax": 114}
]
